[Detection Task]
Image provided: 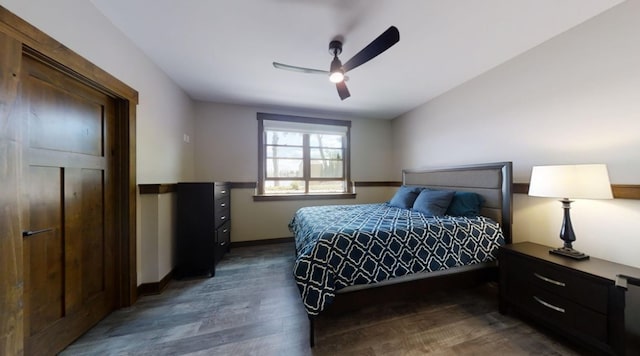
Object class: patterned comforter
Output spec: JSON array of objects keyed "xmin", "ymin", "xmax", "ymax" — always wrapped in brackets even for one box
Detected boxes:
[{"xmin": 290, "ymin": 203, "xmax": 505, "ymax": 315}]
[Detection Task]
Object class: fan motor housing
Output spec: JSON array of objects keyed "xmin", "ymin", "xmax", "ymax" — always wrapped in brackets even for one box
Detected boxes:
[{"xmin": 329, "ymin": 40, "xmax": 342, "ymax": 56}]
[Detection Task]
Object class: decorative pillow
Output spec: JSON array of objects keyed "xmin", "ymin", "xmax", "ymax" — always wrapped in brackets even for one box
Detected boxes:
[
  {"xmin": 446, "ymin": 192, "xmax": 483, "ymax": 217},
  {"xmin": 412, "ymin": 189, "xmax": 455, "ymax": 216},
  {"xmin": 388, "ymin": 186, "xmax": 423, "ymax": 209}
]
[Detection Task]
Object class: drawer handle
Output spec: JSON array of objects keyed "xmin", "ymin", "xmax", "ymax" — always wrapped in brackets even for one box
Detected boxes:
[
  {"xmin": 22, "ymin": 228, "xmax": 53, "ymax": 237},
  {"xmin": 619, "ymin": 274, "xmax": 640, "ymax": 284},
  {"xmin": 221, "ymin": 190, "xmax": 227, "ymax": 194},
  {"xmin": 533, "ymin": 296, "xmax": 565, "ymax": 313},
  {"xmin": 223, "ymin": 229, "xmax": 229, "ymax": 233},
  {"xmin": 220, "ymin": 216, "xmax": 226, "ymax": 220},
  {"xmin": 220, "ymin": 241, "xmax": 227, "ymax": 246},
  {"xmin": 220, "ymin": 203, "xmax": 226, "ymax": 207},
  {"xmin": 534, "ymin": 273, "xmax": 565, "ymax": 287}
]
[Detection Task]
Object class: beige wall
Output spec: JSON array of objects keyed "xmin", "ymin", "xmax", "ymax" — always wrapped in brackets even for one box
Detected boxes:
[
  {"xmin": 0, "ymin": 0, "xmax": 197, "ymax": 284},
  {"xmin": 230, "ymin": 187, "xmax": 396, "ymax": 242},
  {"xmin": 193, "ymin": 102, "xmax": 395, "ymax": 181},
  {"xmin": 193, "ymin": 102, "xmax": 397, "ymax": 241},
  {"xmin": 8, "ymin": 0, "xmax": 638, "ymax": 282},
  {"xmin": 392, "ymin": 0, "xmax": 640, "ymax": 267},
  {"xmin": 139, "ymin": 193, "xmax": 177, "ymax": 284}
]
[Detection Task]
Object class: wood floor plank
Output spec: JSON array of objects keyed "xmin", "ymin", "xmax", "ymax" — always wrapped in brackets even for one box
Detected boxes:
[{"xmin": 61, "ymin": 242, "xmax": 586, "ymax": 355}]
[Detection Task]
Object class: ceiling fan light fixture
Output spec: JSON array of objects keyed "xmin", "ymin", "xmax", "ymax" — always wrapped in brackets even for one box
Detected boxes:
[
  {"xmin": 329, "ymin": 70, "xmax": 344, "ymax": 83},
  {"xmin": 329, "ymin": 56, "xmax": 344, "ymax": 83},
  {"xmin": 272, "ymin": 26, "xmax": 399, "ymax": 99}
]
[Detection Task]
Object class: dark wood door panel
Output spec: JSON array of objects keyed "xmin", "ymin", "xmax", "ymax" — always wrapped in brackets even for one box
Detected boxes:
[
  {"xmin": 1, "ymin": 9, "xmax": 138, "ymax": 355},
  {"xmin": 64, "ymin": 168, "xmax": 113, "ymax": 313},
  {"xmin": 79, "ymin": 168, "xmax": 109, "ymax": 300},
  {"xmin": 21, "ymin": 52, "xmax": 117, "ymax": 356},
  {"xmin": 24, "ymin": 165, "xmax": 63, "ymax": 336},
  {"xmin": 28, "ymin": 148, "xmax": 106, "ymax": 169},
  {"xmin": 0, "ymin": 31, "xmax": 25, "ymax": 356},
  {"xmin": 24, "ymin": 58, "xmax": 105, "ymax": 156}
]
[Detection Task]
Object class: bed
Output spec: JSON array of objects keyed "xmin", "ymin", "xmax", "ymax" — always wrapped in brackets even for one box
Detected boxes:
[{"xmin": 290, "ymin": 161, "xmax": 513, "ymax": 346}]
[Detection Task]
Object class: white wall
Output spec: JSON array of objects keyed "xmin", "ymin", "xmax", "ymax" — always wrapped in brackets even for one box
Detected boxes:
[
  {"xmin": 392, "ymin": 0, "xmax": 640, "ymax": 267},
  {"xmin": 193, "ymin": 102, "xmax": 396, "ymax": 241},
  {"xmin": 0, "ymin": 0, "xmax": 197, "ymax": 283}
]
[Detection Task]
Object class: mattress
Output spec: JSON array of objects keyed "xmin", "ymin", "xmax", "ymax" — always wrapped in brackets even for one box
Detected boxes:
[{"xmin": 290, "ymin": 203, "xmax": 506, "ymax": 315}]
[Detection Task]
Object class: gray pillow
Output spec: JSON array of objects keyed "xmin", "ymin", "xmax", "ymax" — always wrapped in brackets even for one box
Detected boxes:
[
  {"xmin": 412, "ymin": 189, "xmax": 455, "ymax": 216},
  {"xmin": 446, "ymin": 191, "xmax": 483, "ymax": 217},
  {"xmin": 388, "ymin": 185, "xmax": 422, "ymax": 209}
]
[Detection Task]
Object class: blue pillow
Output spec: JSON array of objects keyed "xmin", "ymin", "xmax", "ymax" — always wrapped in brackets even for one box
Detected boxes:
[
  {"xmin": 446, "ymin": 192, "xmax": 483, "ymax": 217},
  {"xmin": 388, "ymin": 186, "xmax": 422, "ymax": 209},
  {"xmin": 412, "ymin": 189, "xmax": 455, "ymax": 216}
]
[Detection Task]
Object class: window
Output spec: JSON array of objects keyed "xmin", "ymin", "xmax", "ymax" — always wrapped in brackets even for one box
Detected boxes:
[{"xmin": 257, "ymin": 113, "xmax": 352, "ymax": 196}]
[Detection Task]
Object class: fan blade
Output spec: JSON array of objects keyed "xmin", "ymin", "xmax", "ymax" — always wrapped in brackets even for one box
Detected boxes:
[
  {"xmin": 273, "ymin": 62, "xmax": 350, "ymax": 81},
  {"xmin": 273, "ymin": 62, "xmax": 329, "ymax": 75},
  {"xmin": 336, "ymin": 81, "xmax": 350, "ymax": 100},
  {"xmin": 342, "ymin": 26, "xmax": 399, "ymax": 73}
]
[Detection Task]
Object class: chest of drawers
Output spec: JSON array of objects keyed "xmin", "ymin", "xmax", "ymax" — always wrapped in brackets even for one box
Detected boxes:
[
  {"xmin": 213, "ymin": 182, "xmax": 231, "ymax": 264},
  {"xmin": 176, "ymin": 182, "xmax": 231, "ymax": 278}
]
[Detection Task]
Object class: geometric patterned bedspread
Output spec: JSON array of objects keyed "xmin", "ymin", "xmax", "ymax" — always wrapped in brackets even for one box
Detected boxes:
[{"xmin": 290, "ymin": 203, "xmax": 505, "ymax": 315}]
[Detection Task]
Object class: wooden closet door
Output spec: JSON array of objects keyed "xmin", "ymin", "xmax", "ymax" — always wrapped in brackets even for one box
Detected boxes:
[{"xmin": 20, "ymin": 53, "xmax": 117, "ymax": 355}]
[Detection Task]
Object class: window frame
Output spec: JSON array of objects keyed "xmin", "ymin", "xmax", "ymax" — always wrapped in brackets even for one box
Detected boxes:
[{"xmin": 256, "ymin": 112, "xmax": 354, "ymax": 200}]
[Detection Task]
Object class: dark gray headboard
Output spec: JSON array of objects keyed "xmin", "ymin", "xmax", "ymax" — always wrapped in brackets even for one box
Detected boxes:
[{"xmin": 403, "ymin": 162, "xmax": 513, "ymax": 243}]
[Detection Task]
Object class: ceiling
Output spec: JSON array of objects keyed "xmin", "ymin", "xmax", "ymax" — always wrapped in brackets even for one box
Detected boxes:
[{"xmin": 91, "ymin": 0, "xmax": 624, "ymax": 120}]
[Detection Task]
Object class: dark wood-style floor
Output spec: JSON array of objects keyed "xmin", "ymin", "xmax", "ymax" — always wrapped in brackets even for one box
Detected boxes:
[{"xmin": 61, "ymin": 242, "xmax": 585, "ymax": 355}]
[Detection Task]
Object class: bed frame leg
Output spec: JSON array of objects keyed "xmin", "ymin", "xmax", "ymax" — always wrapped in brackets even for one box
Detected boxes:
[{"xmin": 309, "ymin": 315, "xmax": 315, "ymax": 347}]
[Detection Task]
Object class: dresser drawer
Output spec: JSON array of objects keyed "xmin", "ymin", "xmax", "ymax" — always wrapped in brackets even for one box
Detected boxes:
[
  {"xmin": 216, "ymin": 195, "xmax": 229, "ymax": 211},
  {"xmin": 508, "ymin": 254, "xmax": 608, "ymax": 314},
  {"xmin": 214, "ymin": 206, "xmax": 229, "ymax": 228},
  {"xmin": 214, "ymin": 183, "xmax": 230, "ymax": 199},
  {"xmin": 215, "ymin": 221, "xmax": 231, "ymax": 264},
  {"xmin": 214, "ymin": 194, "xmax": 230, "ymax": 228},
  {"xmin": 508, "ymin": 278, "xmax": 608, "ymax": 342},
  {"xmin": 217, "ymin": 221, "xmax": 230, "ymax": 248}
]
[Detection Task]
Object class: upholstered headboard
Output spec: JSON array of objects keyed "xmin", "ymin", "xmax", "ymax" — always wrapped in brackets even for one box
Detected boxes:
[{"xmin": 403, "ymin": 162, "xmax": 513, "ymax": 243}]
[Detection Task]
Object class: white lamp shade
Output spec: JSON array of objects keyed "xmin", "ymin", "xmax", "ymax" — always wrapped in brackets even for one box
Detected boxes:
[{"xmin": 528, "ymin": 164, "xmax": 613, "ymax": 199}]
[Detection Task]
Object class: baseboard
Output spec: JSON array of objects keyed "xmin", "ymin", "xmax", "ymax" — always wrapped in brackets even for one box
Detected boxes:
[
  {"xmin": 230, "ymin": 236, "xmax": 294, "ymax": 248},
  {"xmin": 137, "ymin": 269, "xmax": 174, "ymax": 296}
]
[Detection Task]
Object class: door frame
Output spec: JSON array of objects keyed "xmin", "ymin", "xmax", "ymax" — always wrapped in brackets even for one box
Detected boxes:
[{"xmin": 0, "ymin": 6, "xmax": 138, "ymax": 354}]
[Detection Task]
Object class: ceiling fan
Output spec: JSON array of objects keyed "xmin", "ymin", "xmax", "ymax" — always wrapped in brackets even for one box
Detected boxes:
[{"xmin": 273, "ymin": 26, "xmax": 400, "ymax": 100}]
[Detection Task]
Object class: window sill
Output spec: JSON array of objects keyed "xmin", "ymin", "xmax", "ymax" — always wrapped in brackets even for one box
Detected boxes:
[{"xmin": 253, "ymin": 193, "xmax": 356, "ymax": 202}]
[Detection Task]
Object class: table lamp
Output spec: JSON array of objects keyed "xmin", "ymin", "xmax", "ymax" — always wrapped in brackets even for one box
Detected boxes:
[{"xmin": 528, "ymin": 164, "xmax": 613, "ymax": 260}]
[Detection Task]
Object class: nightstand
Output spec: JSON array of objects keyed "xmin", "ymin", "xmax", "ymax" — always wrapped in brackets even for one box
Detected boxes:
[{"xmin": 499, "ymin": 242, "xmax": 640, "ymax": 355}]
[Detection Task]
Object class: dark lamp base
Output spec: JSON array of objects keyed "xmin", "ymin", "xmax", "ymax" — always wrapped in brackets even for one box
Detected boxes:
[{"xmin": 549, "ymin": 247, "xmax": 590, "ymax": 260}]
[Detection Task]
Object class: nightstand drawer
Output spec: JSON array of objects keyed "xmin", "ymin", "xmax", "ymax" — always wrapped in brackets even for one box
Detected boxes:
[
  {"xmin": 509, "ymin": 279, "xmax": 608, "ymax": 342},
  {"xmin": 508, "ymin": 255, "xmax": 608, "ymax": 314}
]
